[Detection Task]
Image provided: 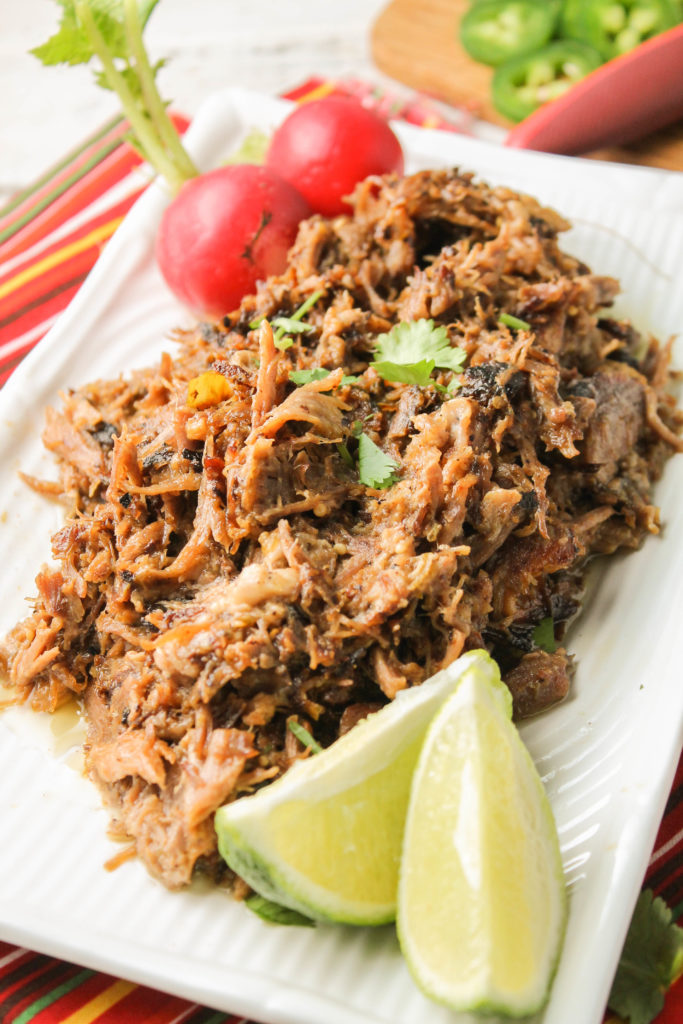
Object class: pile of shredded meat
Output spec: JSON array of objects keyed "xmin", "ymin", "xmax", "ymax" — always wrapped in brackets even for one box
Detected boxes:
[{"xmin": 1, "ymin": 169, "xmax": 681, "ymax": 890}]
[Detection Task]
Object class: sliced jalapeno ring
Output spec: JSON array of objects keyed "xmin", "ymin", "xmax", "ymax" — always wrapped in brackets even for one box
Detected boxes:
[
  {"xmin": 459, "ymin": 0, "xmax": 561, "ymax": 66},
  {"xmin": 491, "ymin": 40, "xmax": 603, "ymax": 122},
  {"xmin": 561, "ymin": 0, "xmax": 679, "ymax": 60}
]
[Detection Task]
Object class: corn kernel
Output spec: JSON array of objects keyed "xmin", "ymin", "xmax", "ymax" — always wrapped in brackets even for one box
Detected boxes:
[{"xmin": 187, "ymin": 371, "xmax": 233, "ymax": 409}]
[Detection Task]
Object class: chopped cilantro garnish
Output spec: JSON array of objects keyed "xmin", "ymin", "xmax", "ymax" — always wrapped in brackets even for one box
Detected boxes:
[
  {"xmin": 499, "ymin": 313, "xmax": 531, "ymax": 331},
  {"xmin": 434, "ymin": 377, "xmax": 461, "ymax": 397},
  {"xmin": 288, "ymin": 720, "xmax": 323, "ymax": 754},
  {"xmin": 358, "ymin": 433, "xmax": 400, "ymax": 489},
  {"xmin": 532, "ymin": 617, "xmax": 557, "ymax": 653},
  {"xmin": 608, "ymin": 889, "xmax": 683, "ymax": 1024},
  {"xmin": 271, "ymin": 290, "xmax": 324, "ymax": 352},
  {"xmin": 272, "ymin": 317, "xmax": 316, "ymax": 335},
  {"xmin": 289, "ymin": 368, "xmax": 358, "ymax": 386},
  {"xmin": 245, "ymin": 894, "xmax": 316, "ymax": 927},
  {"xmin": 289, "ymin": 367, "xmax": 331, "ymax": 385},
  {"xmin": 291, "ymin": 289, "xmax": 324, "ymax": 321},
  {"xmin": 372, "ymin": 358, "xmax": 435, "ymax": 387},
  {"xmin": 371, "ymin": 319, "xmax": 466, "ymax": 387},
  {"xmin": 273, "ymin": 335, "xmax": 294, "ymax": 351}
]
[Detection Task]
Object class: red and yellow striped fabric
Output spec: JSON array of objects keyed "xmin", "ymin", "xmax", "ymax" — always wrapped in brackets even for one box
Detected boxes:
[
  {"xmin": 0, "ymin": 113, "xmax": 189, "ymax": 387},
  {"xmin": 0, "ymin": 77, "xmax": 681, "ymax": 1024},
  {"xmin": 0, "ymin": 942, "xmax": 240, "ymax": 1024}
]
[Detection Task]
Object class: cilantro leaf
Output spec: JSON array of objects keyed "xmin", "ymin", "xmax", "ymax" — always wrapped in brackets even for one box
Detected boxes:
[
  {"xmin": 371, "ymin": 358, "xmax": 435, "ymax": 387},
  {"xmin": 271, "ymin": 292, "xmax": 324, "ymax": 352},
  {"xmin": 357, "ymin": 433, "xmax": 399, "ymax": 489},
  {"xmin": 272, "ymin": 317, "xmax": 315, "ymax": 335},
  {"xmin": 608, "ymin": 890, "xmax": 683, "ymax": 1024},
  {"xmin": 532, "ymin": 617, "xmax": 557, "ymax": 653},
  {"xmin": 289, "ymin": 368, "xmax": 331, "ymax": 385},
  {"xmin": 372, "ymin": 319, "xmax": 466, "ymax": 387},
  {"xmin": 245, "ymin": 894, "xmax": 316, "ymax": 927},
  {"xmin": 289, "ymin": 368, "xmax": 358, "ymax": 386},
  {"xmin": 434, "ymin": 377, "xmax": 461, "ymax": 396}
]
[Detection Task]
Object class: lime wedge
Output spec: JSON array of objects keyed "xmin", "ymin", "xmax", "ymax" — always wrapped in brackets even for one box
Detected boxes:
[
  {"xmin": 215, "ymin": 650, "xmax": 499, "ymax": 925},
  {"xmin": 397, "ymin": 664, "xmax": 567, "ymax": 1017}
]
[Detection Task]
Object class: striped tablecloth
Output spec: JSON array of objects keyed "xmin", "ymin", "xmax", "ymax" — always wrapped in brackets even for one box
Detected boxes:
[{"xmin": 0, "ymin": 77, "xmax": 681, "ymax": 1024}]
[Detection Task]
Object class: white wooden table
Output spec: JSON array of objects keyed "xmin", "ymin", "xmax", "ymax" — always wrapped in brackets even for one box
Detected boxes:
[{"xmin": 1, "ymin": 0, "xmax": 390, "ymax": 205}]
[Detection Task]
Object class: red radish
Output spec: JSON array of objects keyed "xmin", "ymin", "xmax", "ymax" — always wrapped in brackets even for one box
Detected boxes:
[
  {"xmin": 266, "ymin": 95, "xmax": 405, "ymax": 217},
  {"xmin": 32, "ymin": 1, "xmax": 311, "ymax": 318},
  {"xmin": 32, "ymin": 4, "xmax": 403, "ymax": 316},
  {"xmin": 155, "ymin": 165, "xmax": 311, "ymax": 317}
]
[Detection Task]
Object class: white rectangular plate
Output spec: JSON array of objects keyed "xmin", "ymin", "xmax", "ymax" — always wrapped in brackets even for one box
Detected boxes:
[{"xmin": 1, "ymin": 88, "xmax": 682, "ymax": 1024}]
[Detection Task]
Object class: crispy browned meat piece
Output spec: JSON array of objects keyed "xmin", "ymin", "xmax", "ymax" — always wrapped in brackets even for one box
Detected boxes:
[
  {"xmin": 1, "ymin": 169, "xmax": 681, "ymax": 888},
  {"xmin": 504, "ymin": 650, "xmax": 571, "ymax": 719}
]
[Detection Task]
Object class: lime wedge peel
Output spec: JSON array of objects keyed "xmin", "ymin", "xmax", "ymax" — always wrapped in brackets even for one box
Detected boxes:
[
  {"xmin": 215, "ymin": 648, "xmax": 568, "ymax": 1017},
  {"xmin": 397, "ymin": 666, "xmax": 568, "ymax": 1018},
  {"xmin": 215, "ymin": 650, "xmax": 499, "ymax": 926}
]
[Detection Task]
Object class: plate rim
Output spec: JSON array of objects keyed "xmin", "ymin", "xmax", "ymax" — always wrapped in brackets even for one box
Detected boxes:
[{"xmin": 1, "ymin": 86, "xmax": 683, "ymax": 1024}]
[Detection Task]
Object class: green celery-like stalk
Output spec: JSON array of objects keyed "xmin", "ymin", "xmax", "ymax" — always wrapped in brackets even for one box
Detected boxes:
[
  {"xmin": 73, "ymin": 0, "xmax": 197, "ymax": 192},
  {"xmin": 122, "ymin": 0, "xmax": 197, "ymax": 183}
]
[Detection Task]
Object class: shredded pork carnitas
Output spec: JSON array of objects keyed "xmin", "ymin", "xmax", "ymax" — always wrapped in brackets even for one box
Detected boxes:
[{"xmin": 1, "ymin": 169, "xmax": 681, "ymax": 889}]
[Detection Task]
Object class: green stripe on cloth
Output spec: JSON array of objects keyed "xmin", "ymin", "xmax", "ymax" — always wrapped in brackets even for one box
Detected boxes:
[
  {"xmin": 0, "ymin": 116, "xmax": 123, "ymax": 222},
  {"xmin": 0, "ymin": 136, "xmax": 127, "ymax": 248},
  {"xmin": 12, "ymin": 968, "xmax": 94, "ymax": 1024},
  {"xmin": 0, "ymin": 955, "xmax": 67, "ymax": 1019},
  {"xmin": 183, "ymin": 1008, "xmax": 236, "ymax": 1024}
]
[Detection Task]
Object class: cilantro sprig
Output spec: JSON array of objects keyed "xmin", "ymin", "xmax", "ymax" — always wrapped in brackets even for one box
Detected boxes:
[
  {"xmin": 608, "ymin": 889, "xmax": 683, "ymax": 1024},
  {"xmin": 32, "ymin": 1, "xmax": 198, "ymax": 192},
  {"xmin": 371, "ymin": 319, "xmax": 466, "ymax": 388},
  {"xmin": 260, "ymin": 290, "xmax": 324, "ymax": 352}
]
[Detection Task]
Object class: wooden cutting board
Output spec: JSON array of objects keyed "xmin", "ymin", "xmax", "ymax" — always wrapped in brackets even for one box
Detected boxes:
[{"xmin": 371, "ymin": 0, "xmax": 683, "ymax": 170}]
